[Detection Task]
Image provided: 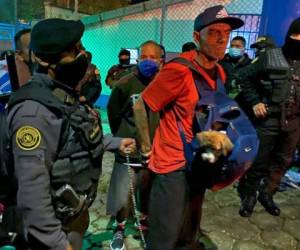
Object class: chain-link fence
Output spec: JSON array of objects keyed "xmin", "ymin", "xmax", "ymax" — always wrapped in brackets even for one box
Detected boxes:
[
  {"xmin": 79, "ymin": 0, "xmax": 263, "ymax": 103},
  {"xmin": 0, "ymin": 0, "xmax": 42, "ymax": 52},
  {"xmin": 0, "ymin": 22, "xmax": 30, "ymax": 53},
  {"xmin": 2, "ymin": 0, "xmax": 263, "ymax": 105}
]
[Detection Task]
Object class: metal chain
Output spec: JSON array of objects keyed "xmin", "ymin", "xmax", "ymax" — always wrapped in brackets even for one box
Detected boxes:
[{"xmin": 126, "ymin": 153, "xmax": 147, "ymax": 249}]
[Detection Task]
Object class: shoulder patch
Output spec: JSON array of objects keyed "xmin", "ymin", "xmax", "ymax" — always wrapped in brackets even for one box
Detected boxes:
[{"xmin": 16, "ymin": 126, "xmax": 41, "ymax": 150}]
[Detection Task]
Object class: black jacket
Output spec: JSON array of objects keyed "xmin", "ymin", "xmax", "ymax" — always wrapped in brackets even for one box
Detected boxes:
[
  {"xmin": 107, "ymin": 67, "xmax": 159, "ymax": 161},
  {"xmin": 220, "ymin": 53, "xmax": 252, "ymax": 94},
  {"xmin": 235, "ymin": 48, "xmax": 300, "ymax": 129},
  {"xmin": 7, "ymin": 74, "xmax": 121, "ymax": 250}
]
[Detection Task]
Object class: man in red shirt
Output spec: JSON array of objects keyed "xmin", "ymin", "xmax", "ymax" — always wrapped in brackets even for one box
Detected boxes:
[{"xmin": 134, "ymin": 5, "xmax": 244, "ymax": 250}]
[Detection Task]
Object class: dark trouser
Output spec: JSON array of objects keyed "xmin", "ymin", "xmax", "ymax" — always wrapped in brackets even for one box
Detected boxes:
[
  {"xmin": 147, "ymin": 170, "xmax": 205, "ymax": 250},
  {"xmin": 116, "ymin": 167, "xmax": 152, "ymax": 224},
  {"xmin": 107, "ymin": 160, "xmax": 152, "ymax": 223},
  {"xmin": 0, "ymin": 205, "xmax": 28, "ymax": 250},
  {"xmin": 26, "ymin": 208, "xmax": 88, "ymax": 250},
  {"xmin": 239, "ymin": 118, "xmax": 300, "ymax": 196}
]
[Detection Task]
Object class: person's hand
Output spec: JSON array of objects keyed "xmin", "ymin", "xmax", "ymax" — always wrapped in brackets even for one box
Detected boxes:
[
  {"xmin": 79, "ymin": 96, "xmax": 87, "ymax": 103},
  {"xmin": 66, "ymin": 244, "xmax": 74, "ymax": 250},
  {"xmin": 196, "ymin": 131, "xmax": 234, "ymax": 157},
  {"xmin": 119, "ymin": 138, "xmax": 136, "ymax": 154},
  {"xmin": 140, "ymin": 150, "xmax": 152, "ymax": 166},
  {"xmin": 253, "ymin": 102, "xmax": 267, "ymax": 118},
  {"xmin": 15, "ymin": 53, "xmax": 23, "ymax": 61}
]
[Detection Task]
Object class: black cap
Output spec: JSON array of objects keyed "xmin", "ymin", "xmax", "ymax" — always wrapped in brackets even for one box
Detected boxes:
[
  {"xmin": 119, "ymin": 49, "xmax": 130, "ymax": 57},
  {"xmin": 286, "ymin": 17, "xmax": 300, "ymax": 41},
  {"xmin": 250, "ymin": 35, "xmax": 276, "ymax": 49},
  {"xmin": 194, "ymin": 5, "xmax": 244, "ymax": 32},
  {"xmin": 30, "ymin": 18, "xmax": 84, "ymax": 55}
]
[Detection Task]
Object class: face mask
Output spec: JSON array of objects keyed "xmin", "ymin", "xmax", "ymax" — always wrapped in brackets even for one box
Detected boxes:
[
  {"xmin": 254, "ymin": 48, "xmax": 266, "ymax": 58},
  {"xmin": 119, "ymin": 58, "xmax": 130, "ymax": 66},
  {"xmin": 137, "ymin": 59, "xmax": 159, "ymax": 78},
  {"xmin": 283, "ymin": 37, "xmax": 300, "ymax": 60},
  {"xmin": 53, "ymin": 53, "xmax": 88, "ymax": 89},
  {"xmin": 228, "ymin": 47, "xmax": 243, "ymax": 58}
]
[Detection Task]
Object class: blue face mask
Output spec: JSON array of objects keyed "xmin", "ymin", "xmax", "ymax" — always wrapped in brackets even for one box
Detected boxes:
[
  {"xmin": 228, "ymin": 47, "xmax": 243, "ymax": 58},
  {"xmin": 137, "ymin": 59, "xmax": 159, "ymax": 78}
]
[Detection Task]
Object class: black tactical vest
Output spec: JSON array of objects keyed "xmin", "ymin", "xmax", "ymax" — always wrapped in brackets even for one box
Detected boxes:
[
  {"xmin": 0, "ymin": 110, "xmax": 17, "ymax": 206},
  {"xmin": 264, "ymin": 48, "xmax": 300, "ymax": 130},
  {"xmin": 8, "ymin": 79, "xmax": 104, "ymax": 219}
]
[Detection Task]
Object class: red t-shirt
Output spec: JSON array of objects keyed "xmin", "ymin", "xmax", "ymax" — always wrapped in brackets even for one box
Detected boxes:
[{"xmin": 142, "ymin": 51, "xmax": 226, "ymax": 174}]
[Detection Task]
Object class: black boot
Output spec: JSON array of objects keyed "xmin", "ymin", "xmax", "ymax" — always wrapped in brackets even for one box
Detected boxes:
[
  {"xmin": 258, "ymin": 192, "xmax": 280, "ymax": 216},
  {"xmin": 237, "ymin": 181, "xmax": 246, "ymax": 201},
  {"xmin": 239, "ymin": 195, "xmax": 257, "ymax": 217}
]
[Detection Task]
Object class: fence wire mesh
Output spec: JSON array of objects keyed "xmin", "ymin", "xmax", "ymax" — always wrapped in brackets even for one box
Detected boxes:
[
  {"xmin": 1, "ymin": 0, "xmax": 263, "ymax": 100},
  {"xmin": 77, "ymin": 0, "xmax": 262, "ymax": 98}
]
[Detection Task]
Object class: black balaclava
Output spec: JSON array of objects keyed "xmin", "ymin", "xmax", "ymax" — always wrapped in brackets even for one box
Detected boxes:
[
  {"xmin": 118, "ymin": 49, "xmax": 131, "ymax": 66},
  {"xmin": 119, "ymin": 58, "xmax": 130, "ymax": 66},
  {"xmin": 282, "ymin": 17, "xmax": 300, "ymax": 60}
]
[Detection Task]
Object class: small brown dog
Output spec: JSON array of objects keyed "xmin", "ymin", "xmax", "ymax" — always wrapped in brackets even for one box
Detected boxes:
[{"xmin": 196, "ymin": 130, "xmax": 234, "ymax": 163}]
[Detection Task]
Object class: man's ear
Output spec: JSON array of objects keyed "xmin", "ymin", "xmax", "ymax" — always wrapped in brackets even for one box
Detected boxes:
[
  {"xmin": 33, "ymin": 53, "xmax": 49, "ymax": 67},
  {"xmin": 193, "ymin": 31, "xmax": 200, "ymax": 45},
  {"xmin": 59, "ymin": 55, "xmax": 76, "ymax": 64},
  {"xmin": 159, "ymin": 58, "xmax": 164, "ymax": 67}
]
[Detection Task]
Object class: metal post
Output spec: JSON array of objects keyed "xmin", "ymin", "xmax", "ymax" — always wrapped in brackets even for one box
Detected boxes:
[
  {"xmin": 14, "ymin": 0, "xmax": 17, "ymax": 23},
  {"xmin": 160, "ymin": 0, "xmax": 167, "ymax": 45},
  {"xmin": 14, "ymin": 0, "xmax": 18, "ymax": 44},
  {"xmin": 74, "ymin": 0, "xmax": 79, "ymax": 19}
]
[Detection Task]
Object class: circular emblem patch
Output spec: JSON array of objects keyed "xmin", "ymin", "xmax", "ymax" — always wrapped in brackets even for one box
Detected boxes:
[{"xmin": 16, "ymin": 126, "xmax": 41, "ymax": 150}]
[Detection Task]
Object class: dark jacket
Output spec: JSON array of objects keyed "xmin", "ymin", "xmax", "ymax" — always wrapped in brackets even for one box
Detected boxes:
[
  {"xmin": 7, "ymin": 73, "xmax": 121, "ymax": 250},
  {"xmin": 220, "ymin": 53, "xmax": 252, "ymax": 95},
  {"xmin": 107, "ymin": 67, "xmax": 159, "ymax": 161},
  {"xmin": 76, "ymin": 63, "xmax": 102, "ymax": 105},
  {"xmin": 235, "ymin": 48, "xmax": 300, "ymax": 129},
  {"xmin": 105, "ymin": 64, "xmax": 134, "ymax": 88}
]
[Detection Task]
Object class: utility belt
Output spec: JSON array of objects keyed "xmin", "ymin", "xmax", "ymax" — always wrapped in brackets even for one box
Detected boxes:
[
  {"xmin": 261, "ymin": 80, "xmax": 286, "ymax": 104},
  {"xmin": 266, "ymin": 104, "xmax": 281, "ymax": 118},
  {"xmin": 52, "ymin": 183, "xmax": 97, "ymax": 224},
  {"xmin": 263, "ymin": 102, "xmax": 300, "ymax": 132},
  {"xmin": 263, "ymin": 98, "xmax": 299, "ymax": 118}
]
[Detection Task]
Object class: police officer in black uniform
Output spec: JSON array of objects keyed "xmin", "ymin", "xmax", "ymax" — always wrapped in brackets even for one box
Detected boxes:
[
  {"xmin": 250, "ymin": 35, "xmax": 276, "ymax": 58},
  {"xmin": 237, "ymin": 17, "xmax": 300, "ymax": 217},
  {"xmin": 7, "ymin": 18, "xmax": 135, "ymax": 250}
]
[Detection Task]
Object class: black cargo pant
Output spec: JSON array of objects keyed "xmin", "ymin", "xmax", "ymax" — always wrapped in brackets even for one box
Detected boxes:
[
  {"xmin": 238, "ymin": 117, "xmax": 300, "ymax": 196},
  {"xmin": 146, "ymin": 168, "xmax": 206, "ymax": 250}
]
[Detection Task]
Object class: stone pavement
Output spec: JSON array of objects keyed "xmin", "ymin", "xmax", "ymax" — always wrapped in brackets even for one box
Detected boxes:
[{"xmin": 83, "ymin": 152, "xmax": 300, "ymax": 250}]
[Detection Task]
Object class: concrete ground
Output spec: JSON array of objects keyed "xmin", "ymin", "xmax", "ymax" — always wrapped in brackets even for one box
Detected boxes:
[{"xmin": 82, "ymin": 152, "xmax": 300, "ymax": 250}]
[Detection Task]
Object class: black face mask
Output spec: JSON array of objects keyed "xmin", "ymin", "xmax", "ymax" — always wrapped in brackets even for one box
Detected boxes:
[
  {"xmin": 282, "ymin": 37, "xmax": 300, "ymax": 60},
  {"xmin": 52, "ymin": 54, "xmax": 88, "ymax": 89},
  {"xmin": 119, "ymin": 58, "xmax": 130, "ymax": 66},
  {"xmin": 254, "ymin": 47, "xmax": 265, "ymax": 58}
]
